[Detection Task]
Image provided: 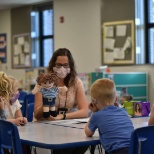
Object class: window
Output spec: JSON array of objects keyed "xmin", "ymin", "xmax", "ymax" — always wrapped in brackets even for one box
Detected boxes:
[
  {"xmin": 31, "ymin": 2, "xmax": 54, "ymax": 67},
  {"xmin": 135, "ymin": 0, "xmax": 145, "ymax": 64}
]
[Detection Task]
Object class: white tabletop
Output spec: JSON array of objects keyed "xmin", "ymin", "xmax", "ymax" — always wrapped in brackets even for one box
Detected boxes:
[
  {"xmin": 18, "ymin": 122, "xmax": 100, "ymax": 149},
  {"xmin": 18, "ymin": 117, "xmax": 149, "ymax": 149}
]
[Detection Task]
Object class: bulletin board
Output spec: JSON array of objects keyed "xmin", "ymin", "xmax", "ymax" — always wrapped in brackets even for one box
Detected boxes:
[
  {"xmin": 102, "ymin": 20, "xmax": 134, "ymax": 65},
  {"xmin": 12, "ymin": 33, "xmax": 31, "ymax": 68}
]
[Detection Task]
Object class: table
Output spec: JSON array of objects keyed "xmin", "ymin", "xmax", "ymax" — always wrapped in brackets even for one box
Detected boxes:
[
  {"xmin": 18, "ymin": 122, "xmax": 100, "ymax": 149},
  {"xmin": 18, "ymin": 117, "xmax": 149, "ymax": 149}
]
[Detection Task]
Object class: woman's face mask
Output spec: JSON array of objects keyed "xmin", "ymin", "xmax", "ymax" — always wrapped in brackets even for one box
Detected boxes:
[
  {"xmin": 10, "ymin": 92, "xmax": 20, "ymax": 104},
  {"xmin": 53, "ymin": 66, "xmax": 70, "ymax": 78}
]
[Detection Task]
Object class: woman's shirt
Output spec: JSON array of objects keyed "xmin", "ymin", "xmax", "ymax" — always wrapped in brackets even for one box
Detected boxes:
[
  {"xmin": 5, "ymin": 99, "xmax": 22, "ymax": 119},
  {"xmin": 55, "ymin": 77, "xmax": 84, "ymax": 111}
]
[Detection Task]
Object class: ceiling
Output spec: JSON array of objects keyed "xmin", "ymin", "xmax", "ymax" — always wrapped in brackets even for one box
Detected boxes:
[{"xmin": 0, "ymin": 0, "xmax": 50, "ymax": 10}]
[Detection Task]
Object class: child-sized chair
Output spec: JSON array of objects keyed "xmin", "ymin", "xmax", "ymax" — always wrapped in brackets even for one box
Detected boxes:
[
  {"xmin": 129, "ymin": 125, "xmax": 154, "ymax": 154},
  {"xmin": 0, "ymin": 120, "xmax": 23, "ymax": 154}
]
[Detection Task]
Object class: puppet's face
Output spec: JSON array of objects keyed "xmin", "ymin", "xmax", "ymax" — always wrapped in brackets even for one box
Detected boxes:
[{"xmin": 41, "ymin": 81, "xmax": 54, "ymax": 89}]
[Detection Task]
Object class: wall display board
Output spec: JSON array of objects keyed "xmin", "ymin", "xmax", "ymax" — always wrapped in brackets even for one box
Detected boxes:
[
  {"xmin": 12, "ymin": 33, "xmax": 31, "ymax": 68},
  {"xmin": 78, "ymin": 72, "xmax": 148, "ymax": 102},
  {"xmin": 102, "ymin": 20, "xmax": 134, "ymax": 65}
]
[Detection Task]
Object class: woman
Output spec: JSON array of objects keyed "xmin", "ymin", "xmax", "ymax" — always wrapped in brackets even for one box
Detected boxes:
[
  {"xmin": 134, "ymin": 103, "xmax": 142, "ymax": 116},
  {"xmin": 34, "ymin": 48, "xmax": 88, "ymax": 121}
]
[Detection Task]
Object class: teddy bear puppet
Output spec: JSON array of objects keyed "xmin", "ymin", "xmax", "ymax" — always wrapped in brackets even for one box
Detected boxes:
[{"xmin": 32, "ymin": 72, "xmax": 59, "ymax": 118}]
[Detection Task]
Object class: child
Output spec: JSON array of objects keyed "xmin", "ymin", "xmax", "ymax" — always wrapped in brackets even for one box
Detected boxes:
[
  {"xmin": 120, "ymin": 95, "xmax": 133, "ymax": 107},
  {"xmin": 5, "ymin": 76, "xmax": 27, "ymax": 126},
  {"xmin": 32, "ymin": 72, "xmax": 59, "ymax": 118},
  {"xmin": 0, "ymin": 71, "xmax": 12, "ymax": 120},
  {"xmin": 84, "ymin": 78, "xmax": 134, "ymax": 154}
]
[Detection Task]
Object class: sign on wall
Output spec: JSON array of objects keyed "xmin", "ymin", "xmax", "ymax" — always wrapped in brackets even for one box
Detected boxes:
[{"xmin": 0, "ymin": 33, "xmax": 7, "ymax": 63}]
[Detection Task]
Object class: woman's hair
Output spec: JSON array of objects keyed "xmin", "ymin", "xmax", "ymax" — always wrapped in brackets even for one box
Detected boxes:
[
  {"xmin": 46, "ymin": 48, "xmax": 77, "ymax": 87},
  {"xmin": 90, "ymin": 78, "xmax": 116, "ymax": 105},
  {"xmin": 36, "ymin": 73, "xmax": 59, "ymax": 86},
  {"xmin": 0, "ymin": 71, "xmax": 12, "ymax": 100},
  {"xmin": 135, "ymin": 103, "xmax": 142, "ymax": 113}
]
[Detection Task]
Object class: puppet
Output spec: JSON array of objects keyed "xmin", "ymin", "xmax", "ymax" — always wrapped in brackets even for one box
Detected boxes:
[{"xmin": 32, "ymin": 72, "xmax": 59, "ymax": 118}]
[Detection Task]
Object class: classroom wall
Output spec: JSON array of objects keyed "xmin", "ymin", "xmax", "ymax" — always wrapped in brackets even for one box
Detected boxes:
[{"xmin": 0, "ymin": 0, "xmax": 154, "ymax": 103}]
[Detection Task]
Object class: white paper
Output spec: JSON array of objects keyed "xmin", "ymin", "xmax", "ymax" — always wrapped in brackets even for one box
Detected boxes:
[
  {"xmin": 25, "ymin": 55, "xmax": 31, "ymax": 66},
  {"xmin": 105, "ymin": 26, "xmax": 114, "ymax": 37},
  {"xmin": 116, "ymin": 25, "xmax": 127, "ymax": 36},
  {"xmin": 13, "ymin": 56, "xmax": 19, "ymax": 65},
  {"xmin": 20, "ymin": 53, "xmax": 25, "ymax": 65},
  {"xmin": 14, "ymin": 44, "xmax": 22, "ymax": 55},
  {"xmin": 18, "ymin": 37, "xmax": 25, "ymax": 45},
  {"xmin": 104, "ymin": 52, "xmax": 114, "ymax": 63},
  {"xmin": 104, "ymin": 38, "xmax": 115, "ymax": 50},
  {"xmin": 24, "ymin": 41, "xmax": 30, "ymax": 53},
  {"xmin": 113, "ymin": 48, "xmax": 125, "ymax": 59},
  {"xmin": 122, "ymin": 37, "xmax": 131, "ymax": 52}
]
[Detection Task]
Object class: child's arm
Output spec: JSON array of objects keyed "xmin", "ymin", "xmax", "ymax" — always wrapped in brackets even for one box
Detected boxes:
[
  {"xmin": 84, "ymin": 114, "xmax": 95, "ymax": 137},
  {"xmin": 32, "ymin": 84, "xmax": 41, "ymax": 94},
  {"xmin": 0, "ymin": 96, "xmax": 6, "ymax": 120},
  {"xmin": 84, "ymin": 103, "xmax": 98, "ymax": 137}
]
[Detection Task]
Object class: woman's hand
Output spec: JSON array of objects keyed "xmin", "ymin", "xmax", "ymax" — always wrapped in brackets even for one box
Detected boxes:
[
  {"xmin": 48, "ymin": 114, "xmax": 64, "ymax": 120},
  {"xmin": 88, "ymin": 102, "xmax": 98, "ymax": 112}
]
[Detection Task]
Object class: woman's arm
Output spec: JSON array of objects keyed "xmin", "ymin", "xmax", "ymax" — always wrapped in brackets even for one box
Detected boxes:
[
  {"xmin": 34, "ymin": 92, "xmax": 43, "ymax": 120},
  {"xmin": 148, "ymin": 103, "xmax": 154, "ymax": 125},
  {"xmin": 52, "ymin": 78, "xmax": 89, "ymax": 120}
]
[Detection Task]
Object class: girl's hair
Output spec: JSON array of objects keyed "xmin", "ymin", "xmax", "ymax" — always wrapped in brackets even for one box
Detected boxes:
[
  {"xmin": 36, "ymin": 73, "xmax": 59, "ymax": 86},
  {"xmin": 8, "ymin": 76, "xmax": 19, "ymax": 92},
  {"xmin": 46, "ymin": 48, "xmax": 77, "ymax": 87},
  {"xmin": 0, "ymin": 71, "xmax": 12, "ymax": 100},
  {"xmin": 90, "ymin": 78, "xmax": 116, "ymax": 104}
]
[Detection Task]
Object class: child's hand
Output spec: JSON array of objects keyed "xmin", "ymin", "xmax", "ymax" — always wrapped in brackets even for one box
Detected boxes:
[
  {"xmin": 88, "ymin": 102, "xmax": 98, "ymax": 112},
  {"xmin": 0, "ymin": 96, "xmax": 6, "ymax": 110},
  {"xmin": 14, "ymin": 117, "xmax": 27, "ymax": 126}
]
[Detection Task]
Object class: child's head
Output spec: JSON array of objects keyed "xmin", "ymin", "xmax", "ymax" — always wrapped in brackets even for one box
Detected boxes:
[
  {"xmin": 120, "ymin": 95, "xmax": 133, "ymax": 102},
  {"xmin": 0, "ymin": 71, "xmax": 12, "ymax": 100},
  {"xmin": 90, "ymin": 78, "xmax": 116, "ymax": 106},
  {"xmin": 8, "ymin": 76, "xmax": 20, "ymax": 104},
  {"xmin": 8, "ymin": 76, "xmax": 19, "ymax": 94}
]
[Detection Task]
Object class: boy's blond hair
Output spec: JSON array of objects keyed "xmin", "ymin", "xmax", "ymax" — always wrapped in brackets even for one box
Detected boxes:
[
  {"xmin": 0, "ymin": 71, "xmax": 12, "ymax": 100},
  {"xmin": 90, "ymin": 78, "xmax": 116, "ymax": 105}
]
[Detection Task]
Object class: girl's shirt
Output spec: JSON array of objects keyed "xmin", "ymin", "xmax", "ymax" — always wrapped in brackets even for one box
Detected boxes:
[
  {"xmin": 55, "ymin": 77, "xmax": 84, "ymax": 111},
  {"xmin": 0, "ymin": 109, "xmax": 6, "ymax": 120},
  {"xmin": 5, "ymin": 99, "xmax": 22, "ymax": 118}
]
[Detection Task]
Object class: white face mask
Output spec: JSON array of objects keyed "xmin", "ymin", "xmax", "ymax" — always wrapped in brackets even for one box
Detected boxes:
[{"xmin": 53, "ymin": 66, "xmax": 70, "ymax": 78}]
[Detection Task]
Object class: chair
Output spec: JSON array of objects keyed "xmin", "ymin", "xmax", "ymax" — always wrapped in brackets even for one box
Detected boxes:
[
  {"xmin": 129, "ymin": 125, "xmax": 154, "ymax": 154},
  {"xmin": 27, "ymin": 103, "xmax": 34, "ymax": 122},
  {"xmin": 0, "ymin": 120, "xmax": 23, "ymax": 154},
  {"xmin": 22, "ymin": 93, "xmax": 35, "ymax": 117},
  {"xmin": 18, "ymin": 91, "xmax": 28, "ymax": 115}
]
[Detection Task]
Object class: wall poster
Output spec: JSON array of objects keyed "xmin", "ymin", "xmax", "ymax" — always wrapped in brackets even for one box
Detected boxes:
[
  {"xmin": 12, "ymin": 33, "xmax": 31, "ymax": 68},
  {"xmin": 102, "ymin": 20, "xmax": 134, "ymax": 65},
  {"xmin": 0, "ymin": 33, "xmax": 7, "ymax": 63}
]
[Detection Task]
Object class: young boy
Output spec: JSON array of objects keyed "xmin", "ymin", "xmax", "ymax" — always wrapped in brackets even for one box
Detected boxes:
[{"xmin": 84, "ymin": 78, "xmax": 134, "ymax": 154}]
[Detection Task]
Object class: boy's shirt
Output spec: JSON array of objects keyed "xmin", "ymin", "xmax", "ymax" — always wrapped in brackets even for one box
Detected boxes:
[{"xmin": 88, "ymin": 105, "xmax": 134, "ymax": 152}]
